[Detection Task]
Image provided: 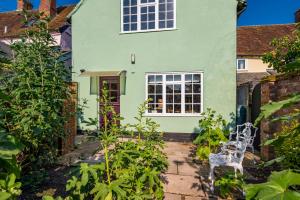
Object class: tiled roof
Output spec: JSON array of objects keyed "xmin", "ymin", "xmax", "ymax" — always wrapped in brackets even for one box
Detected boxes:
[
  {"xmin": 0, "ymin": 5, "xmax": 75, "ymax": 39},
  {"xmin": 237, "ymin": 24, "xmax": 297, "ymax": 56}
]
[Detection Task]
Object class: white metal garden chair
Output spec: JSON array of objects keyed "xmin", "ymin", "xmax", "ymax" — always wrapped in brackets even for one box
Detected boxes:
[{"xmin": 208, "ymin": 122, "xmax": 257, "ymax": 191}]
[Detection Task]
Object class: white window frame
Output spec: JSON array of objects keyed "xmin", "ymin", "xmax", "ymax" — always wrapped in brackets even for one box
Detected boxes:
[
  {"xmin": 237, "ymin": 59, "xmax": 248, "ymax": 71},
  {"xmin": 120, "ymin": 0, "xmax": 177, "ymax": 33},
  {"xmin": 145, "ymin": 72, "xmax": 204, "ymax": 117}
]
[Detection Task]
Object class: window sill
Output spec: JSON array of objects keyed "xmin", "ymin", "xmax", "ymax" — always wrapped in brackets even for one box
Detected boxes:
[
  {"xmin": 237, "ymin": 69, "xmax": 248, "ymax": 73},
  {"xmin": 144, "ymin": 113, "xmax": 202, "ymax": 117},
  {"xmin": 120, "ymin": 28, "xmax": 178, "ymax": 34}
]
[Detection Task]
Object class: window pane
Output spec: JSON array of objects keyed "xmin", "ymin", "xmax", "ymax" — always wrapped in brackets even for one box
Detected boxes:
[
  {"xmin": 123, "ymin": 24, "xmax": 130, "ymax": 31},
  {"xmin": 185, "ymin": 74, "xmax": 192, "ymax": 82},
  {"xmin": 156, "ymin": 104, "xmax": 163, "ymax": 113},
  {"xmin": 123, "ymin": 15, "xmax": 129, "ymax": 23},
  {"xmin": 174, "ymin": 84, "xmax": 181, "ymax": 93},
  {"xmin": 166, "ymin": 104, "xmax": 173, "ymax": 113},
  {"xmin": 131, "ymin": 23, "xmax": 137, "ymax": 31},
  {"xmin": 166, "ymin": 75, "xmax": 173, "ymax": 81},
  {"xmin": 156, "ymin": 75, "xmax": 162, "ymax": 82},
  {"xmin": 141, "ymin": 23, "xmax": 147, "ymax": 30},
  {"xmin": 156, "ymin": 85, "xmax": 162, "ymax": 93},
  {"xmin": 149, "ymin": 13, "xmax": 155, "ymax": 21},
  {"xmin": 149, "ymin": 22, "xmax": 155, "ymax": 29},
  {"xmin": 149, "ymin": 6, "xmax": 155, "ymax": 12},
  {"xmin": 167, "ymin": 11, "xmax": 173, "ymax": 19},
  {"xmin": 148, "ymin": 75, "xmax": 155, "ymax": 83},
  {"xmin": 185, "ymin": 84, "xmax": 192, "ymax": 93},
  {"xmin": 167, "ymin": 3, "xmax": 173, "ymax": 10},
  {"xmin": 159, "ymin": 12, "xmax": 166, "ymax": 20},
  {"xmin": 141, "ymin": 14, "xmax": 147, "ymax": 21},
  {"xmin": 185, "ymin": 95, "xmax": 192, "ymax": 103},
  {"xmin": 148, "ymin": 95, "xmax": 155, "ymax": 103},
  {"xmin": 124, "ymin": 0, "xmax": 130, "ymax": 6},
  {"xmin": 148, "ymin": 85, "xmax": 155, "ymax": 93},
  {"xmin": 193, "ymin": 74, "xmax": 201, "ymax": 83},
  {"xmin": 124, "ymin": 7, "xmax": 129, "ymax": 14},
  {"xmin": 159, "ymin": 4, "xmax": 166, "ymax": 11},
  {"xmin": 174, "ymin": 104, "xmax": 181, "ymax": 113},
  {"xmin": 166, "ymin": 85, "xmax": 173, "ymax": 93},
  {"xmin": 174, "ymin": 75, "xmax": 181, "ymax": 81},
  {"xmin": 193, "ymin": 94, "xmax": 201, "ymax": 103},
  {"xmin": 193, "ymin": 84, "xmax": 201, "ymax": 93},
  {"xmin": 159, "ymin": 21, "xmax": 166, "ymax": 28},
  {"xmin": 131, "ymin": 15, "xmax": 137, "ymax": 22},
  {"xmin": 174, "ymin": 95, "xmax": 181, "ymax": 103},
  {"xmin": 167, "ymin": 20, "xmax": 174, "ymax": 28},
  {"xmin": 193, "ymin": 104, "xmax": 201, "ymax": 113},
  {"xmin": 156, "ymin": 95, "xmax": 163, "ymax": 103},
  {"xmin": 185, "ymin": 104, "xmax": 193, "ymax": 113},
  {"xmin": 131, "ymin": 0, "xmax": 137, "ymax": 5},
  {"xmin": 131, "ymin": 6, "xmax": 137, "ymax": 14},
  {"xmin": 166, "ymin": 95, "xmax": 173, "ymax": 103},
  {"xmin": 148, "ymin": 104, "xmax": 155, "ymax": 113},
  {"xmin": 141, "ymin": 7, "xmax": 147, "ymax": 13}
]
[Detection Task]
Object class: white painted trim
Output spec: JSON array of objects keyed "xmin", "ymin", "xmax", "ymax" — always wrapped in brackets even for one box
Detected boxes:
[
  {"xmin": 120, "ymin": 0, "xmax": 177, "ymax": 33},
  {"xmin": 144, "ymin": 71, "xmax": 204, "ymax": 117}
]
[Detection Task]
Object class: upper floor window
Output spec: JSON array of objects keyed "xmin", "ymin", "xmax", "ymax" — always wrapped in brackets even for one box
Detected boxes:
[
  {"xmin": 122, "ymin": 0, "xmax": 176, "ymax": 33},
  {"xmin": 237, "ymin": 59, "xmax": 247, "ymax": 71}
]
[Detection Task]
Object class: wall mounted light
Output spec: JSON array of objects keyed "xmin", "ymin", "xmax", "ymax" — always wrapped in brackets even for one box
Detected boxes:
[
  {"xmin": 80, "ymin": 69, "xmax": 86, "ymax": 73},
  {"xmin": 131, "ymin": 54, "xmax": 135, "ymax": 64}
]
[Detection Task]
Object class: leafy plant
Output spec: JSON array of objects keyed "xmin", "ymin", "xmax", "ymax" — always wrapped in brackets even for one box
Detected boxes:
[
  {"xmin": 0, "ymin": 12, "xmax": 71, "ymax": 170},
  {"xmin": 262, "ymin": 24, "xmax": 300, "ymax": 73},
  {"xmin": 45, "ymin": 87, "xmax": 167, "ymax": 200},
  {"xmin": 194, "ymin": 108, "xmax": 229, "ymax": 160},
  {"xmin": 245, "ymin": 170, "xmax": 300, "ymax": 200},
  {"xmin": 215, "ymin": 173, "xmax": 245, "ymax": 199}
]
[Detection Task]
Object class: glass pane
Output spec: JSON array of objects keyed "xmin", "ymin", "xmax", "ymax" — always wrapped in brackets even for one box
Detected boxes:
[
  {"xmin": 174, "ymin": 95, "xmax": 181, "ymax": 103},
  {"xmin": 159, "ymin": 12, "xmax": 166, "ymax": 20},
  {"xmin": 166, "ymin": 104, "xmax": 173, "ymax": 113},
  {"xmin": 167, "ymin": 3, "xmax": 173, "ymax": 10},
  {"xmin": 159, "ymin": 21, "xmax": 166, "ymax": 28},
  {"xmin": 156, "ymin": 104, "xmax": 163, "ymax": 113},
  {"xmin": 131, "ymin": 6, "xmax": 137, "ymax": 14},
  {"xmin": 156, "ymin": 75, "xmax": 162, "ymax": 82},
  {"xmin": 149, "ymin": 6, "xmax": 155, "ymax": 12},
  {"xmin": 131, "ymin": 23, "xmax": 137, "ymax": 31},
  {"xmin": 124, "ymin": 0, "xmax": 130, "ymax": 6},
  {"xmin": 159, "ymin": 0, "xmax": 166, "ymax": 3},
  {"xmin": 159, "ymin": 4, "xmax": 166, "ymax": 11},
  {"xmin": 149, "ymin": 13, "xmax": 155, "ymax": 21},
  {"xmin": 156, "ymin": 95, "xmax": 163, "ymax": 103},
  {"xmin": 148, "ymin": 104, "xmax": 155, "ymax": 113},
  {"xmin": 156, "ymin": 85, "xmax": 162, "ymax": 93},
  {"xmin": 193, "ymin": 104, "xmax": 201, "ymax": 113},
  {"xmin": 193, "ymin": 84, "xmax": 201, "ymax": 93},
  {"xmin": 185, "ymin": 74, "xmax": 192, "ymax": 82},
  {"xmin": 149, "ymin": 22, "xmax": 155, "ymax": 29},
  {"xmin": 148, "ymin": 85, "xmax": 155, "ymax": 93},
  {"xmin": 167, "ymin": 20, "xmax": 174, "ymax": 28},
  {"xmin": 141, "ymin": 0, "xmax": 147, "ymax": 3},
  {"xmin": 174, "ymin": 104, "xmax": 181, "ymax": 113},
  {"xmin": 123, "ymin": 15, "xmax": 129, "ymax": 23},
  {"xmin": 166, "ymin": 75, "xmax": 173, "ymax": 81},
  {"xmin": 193, "ymin": 74, "xmax": 201, "ymax": 83},
  {"xmin": 110, "ymin": 91, "xmax": 118, "ymax": 102},
  {"xmin": 141, "ymin": 14, "xmax": 147, "ymax": 21},
  {"xmin": 167, "ymin": 11, "xmax": 173, "ymax": 19},
  {"xmin": 123, "ymin": 7, "xmax": 129, "ymax": 14},
  {"xmin": 166, "ymin": 95, "xmax": 173, "ymax": 103},
  {"xmin": 193, "ymin": 94, "xmax": 201, "ymax": 103},
  {"xmin": 148, "ymin": 75, "xmax": 155, "ymax": 83},
  {"xmin": 111, "ymin": 83, "xmax": 118, "ymax": 90},
  {"xmin": 166, "ymin": 85, "xmax": 173, "ymax": 93},
  {"xmin": 185, "ymin": 95, "xmax": 192, "ymax": 103},
  {"xmin": 123, "ymin": 24, "xmax": 130, "ymax": 31},
  {"xmin": 185, "ymin": 84, "xmax": 192, "ymax": 93},
  {"xmin": 174, "ymin": 75, "xmax": 181, "ymax": 81},
  {"xmin": 185, "ymin": 104, "xmax": 193, "ymax": 113},
  {"xmin": 131, "ymin": 0, "xmax": 137, "ymax": 5},
  {"xmin": 131, "ymin": 15, "xmax": 137, "ymax": 22},
  {"xmin": 148, "ymin": 95, "xmax": 155, "ymax": 103},
  {"xmin": 174, "ymin": 84, "xmax": 181, "ymax": 93},
  {"xmin": 141, "ymin": 7, "xmax": 147, "ymax": 13}
]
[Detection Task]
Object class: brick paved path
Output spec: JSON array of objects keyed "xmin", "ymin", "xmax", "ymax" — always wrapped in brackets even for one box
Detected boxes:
[{"xmin": 163, "ymin": 142, "xmax": 210, "ymax": 200}]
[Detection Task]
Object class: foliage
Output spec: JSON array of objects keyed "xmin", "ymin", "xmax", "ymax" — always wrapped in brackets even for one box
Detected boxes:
[
  {"xmin": 262, "ymin": 24, "xmax": 300, "ymax": 73},
  {"xmin": 193, "ymin": 108, "xmax": 229, "ymax": 160},
  {"xmin": 245, "ymin": 170, "xmax": 300, "ymax": 200},
  {"xmin": 215, "ymin": 173, "xmax": 244, "ymax": 199},
  {"xmin": 0, "ymin": 93, "xmax": 23, "ymax": 199},
  {"xmin": 0, "ymin": 12, "xmax": 71, "ymax": 170},
  {"xmin": 45, "ymin": 87, "xmax": 167, "ymax": 199}
]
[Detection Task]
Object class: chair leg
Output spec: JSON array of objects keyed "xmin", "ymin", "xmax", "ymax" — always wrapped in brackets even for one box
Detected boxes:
[
  {"xmin": 209, "ymin": 165, "xmax": 215, "ymax": 191},
  {"xmin": 238, "ymin": 165, "xmax": 243, "ymax": 175},
  {"xmin": 234, "ymin": 167, "xmax": 237, "ymax": 178}
]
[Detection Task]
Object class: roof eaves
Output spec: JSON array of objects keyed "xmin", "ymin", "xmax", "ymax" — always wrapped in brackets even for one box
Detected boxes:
[{"xmin": 67, "ymin": 0, "xmax": 87, "ymax": 19}]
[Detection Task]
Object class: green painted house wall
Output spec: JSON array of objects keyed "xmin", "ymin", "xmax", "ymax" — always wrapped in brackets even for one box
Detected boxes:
[{"xmin": 72, "ymin": 0, "xmax": 237, "ymax": 133}]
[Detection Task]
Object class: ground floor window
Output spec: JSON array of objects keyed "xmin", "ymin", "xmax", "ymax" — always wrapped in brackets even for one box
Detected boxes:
[{"xmin": 146, "ymin": 72, "xmax": 203, "ymax": 116}]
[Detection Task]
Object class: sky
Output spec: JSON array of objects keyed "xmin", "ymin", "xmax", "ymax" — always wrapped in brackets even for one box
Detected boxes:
[
  {"xmin": 0, "ymin": 0, "xmax": 299, "ymax": 26},
  {"xmin": 238, "ymin": 0, "xmax": 300, "ymax": 26},
  {"xmin": 0, "ymin": 0, "xmax": 80, "ymax": 12}
]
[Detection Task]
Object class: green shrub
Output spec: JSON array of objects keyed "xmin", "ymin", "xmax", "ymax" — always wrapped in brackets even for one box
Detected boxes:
[
  {"xmin": 215, "ymin": 173, "xmax": 244, "ymax": 199},
  {"xmin": 193, "ymin": 108, "xmax": 229, "ymax": 160}
]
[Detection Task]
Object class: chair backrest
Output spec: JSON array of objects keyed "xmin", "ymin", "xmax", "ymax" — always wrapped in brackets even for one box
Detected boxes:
[{"xmin": 236, "ymin": 122, "xmax": 258, "ymax": 146}]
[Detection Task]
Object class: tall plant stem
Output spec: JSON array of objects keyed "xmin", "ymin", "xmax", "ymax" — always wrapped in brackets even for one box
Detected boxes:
[{"xmin": 104, "ymin": 145, "xmax": 111, "ymax": 184}]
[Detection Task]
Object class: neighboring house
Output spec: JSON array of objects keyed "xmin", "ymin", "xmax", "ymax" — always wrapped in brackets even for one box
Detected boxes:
[
  {"xmin": 0, "ymin": 0, "xmax": 75, "ymax": 70},
  {"xmin": 70, "ymin": 0, "xmax": 240, "ymax": 136},
  {"xmin": 236, "ymin": 13, "xmax": 298, "ymax": 124}
]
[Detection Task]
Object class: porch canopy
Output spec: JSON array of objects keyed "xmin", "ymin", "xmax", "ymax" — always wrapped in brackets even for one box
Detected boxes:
[
  {"xmin": 79, "ymin": 70, "xmax": 127, "ymax": 95},
  {"xmin": 79, "ymin": 70, "xmax": 126, "ymax": 77}
]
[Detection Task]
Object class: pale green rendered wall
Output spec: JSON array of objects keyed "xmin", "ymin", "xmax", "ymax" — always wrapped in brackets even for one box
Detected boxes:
[{"xmin": 72, "ymin": 0, "xmax": 237, "ymax": 133}]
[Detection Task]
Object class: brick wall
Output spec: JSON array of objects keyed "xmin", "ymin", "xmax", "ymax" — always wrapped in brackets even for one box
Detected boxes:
[
  {"xmin": 260, "ymin": 74, "xmax": 300, "ymax": 160},
  {"xmin": 60, "ymin": 82, "xmax": 78, "ymax": 155}
]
